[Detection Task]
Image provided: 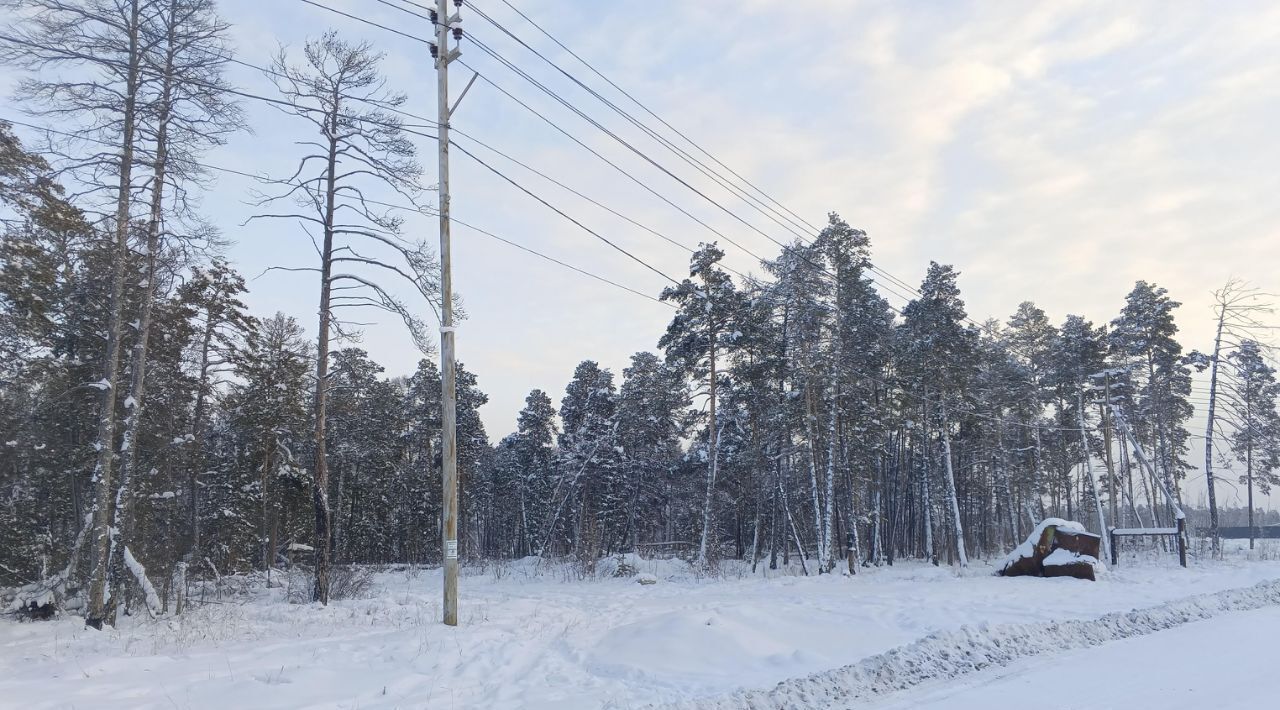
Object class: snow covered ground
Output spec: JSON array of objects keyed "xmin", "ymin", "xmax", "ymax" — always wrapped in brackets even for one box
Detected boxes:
[
  {"xmin": 3, "ymin": 546, "xmax": 1280, "ymax": 709},
  {"xmin": 868, "ymin": 605, "xmax": 1280, "ymax": 710}
]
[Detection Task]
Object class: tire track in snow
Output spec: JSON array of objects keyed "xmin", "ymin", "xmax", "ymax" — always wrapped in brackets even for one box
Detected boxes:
[{"xmin": 659, "ymin": 577, "xmax": 1280, "ymax": 710}]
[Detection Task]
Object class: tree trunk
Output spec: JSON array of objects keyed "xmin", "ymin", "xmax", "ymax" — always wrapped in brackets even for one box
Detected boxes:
[
  {"xmin": 768, "ymin": 452, "xmax": 779, "ymax": 571},
  {"xmin": 260, "ymin": 443, "xmax": 275, "ymax": 575},
  {"xmin": 1204, "ymin": 314, "xmax": 1225, "ymax": 555},
  {"xmin": 921, "ymin": 400, "xmax": 935, "ymax": 564},
  {"xmin": 939, "ymin": 404, "xmax": 968, "ymax": 568},
  {"xmin": 803, "ymin": 383, "xmax": 825, "ymax": 571},
  {"xmin": 696, "ymin": 326, "xmax": 718, "ymax": 566},
  {"xmin": 107, "ymin": 21, "xmax": 178, "ymax": 622},
  {"xmin": 311, "ymin": 96, "xmax": 340, "ymax": 605},
  {"xmin": 1077, "ymin": 390, "xmax": 1109, "ymax": 562},
  {"xmin": 188, "ymin": 311, "xmax": 215, "ymax": 560},
  {"xmin": 86, "ymin": 0, "xmax": 143, "ymax": 630},
  {"xmin": 1247, "ymin": 440, "xmax": 1255, "ymax": 550},
  {"xmin": 823, "ymin": 379, "xmax": 839, "ymax": 573}
]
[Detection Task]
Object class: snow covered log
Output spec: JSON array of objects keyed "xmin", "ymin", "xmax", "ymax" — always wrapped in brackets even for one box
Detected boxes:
[
  {"xmin": 1051, "ymin": 529, "xmax": 1101, "ymax": 559},
  {"xmin": 1043, "ymin": 548, "xmax": 1100, "ymax": 582},
  {"xmin": 997, "ymin": 518, "xmax": 1103, "ymax": 581}
]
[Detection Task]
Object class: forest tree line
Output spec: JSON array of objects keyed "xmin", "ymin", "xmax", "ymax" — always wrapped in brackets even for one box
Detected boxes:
[{"xmin": 1, "ymin": 0, "xmax": 1279, "ymax": 620}]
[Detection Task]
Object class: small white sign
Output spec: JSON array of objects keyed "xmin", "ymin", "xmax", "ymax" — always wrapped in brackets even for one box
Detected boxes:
[{"xmin": 445, "ymin": 539, "xmax": 458, "ymax": 559}]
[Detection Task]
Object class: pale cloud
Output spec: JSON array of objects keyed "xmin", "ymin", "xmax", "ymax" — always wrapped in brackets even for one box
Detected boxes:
[{"xmin": 8, "ymin": 0, "xmax": 1275, "ymax": 456}]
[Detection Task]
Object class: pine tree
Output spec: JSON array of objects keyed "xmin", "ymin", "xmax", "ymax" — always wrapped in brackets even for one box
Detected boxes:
[
  {"xmin": 1226, "ymin": 340, "xmax": 1280, "ymax": 548},
  {"xmin": 550, "ymin": 360, "xmax": 618, "ymax": 567},
  {"xmin": 175, "ymin": 261, "xmax": 253, "ymax": 560},
  {"xmin": 660, "ymin": 243, "xmax": 742, "ymax": 566},
  {"xmin": 615, "ymin": 352, "xmax": 690, "ymax": 553},
  {"xmin": 221, "ymin": 313, "xmax": 310, "ymax": 574},
  {"xmin": 401, "ymin": 359, "xmax": 441, "ymax": 562},
  {"xmin": 899, "ymin": 262, "xmax": 974, "ymax": 567},
  {"xmin": 1110, "ymin": 282, "xmax": 1193, "ymax": 522},
  {"xmin": 512, "ymin": 389, "xmax": 556, "ymax": 557},
  {"xmin": 455, "ymin": 362, "xmax": 490, "ymax": 559},
  {"xmin": 1050, "ymin": 315, "xmax": 1109, "ymax": 555}
]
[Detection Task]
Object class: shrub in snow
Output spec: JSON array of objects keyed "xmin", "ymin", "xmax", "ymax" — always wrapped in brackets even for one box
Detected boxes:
[
  {"xmin": 286, "ymin": 565, "xmax": 374, "ymax": 603},
  {"xmin": 636, "ymin": 573, "xmax": 658, "ymax": 585},
  {"xmin": 598, "ymin": 553, "xmax": 643, "ymax": 578}
]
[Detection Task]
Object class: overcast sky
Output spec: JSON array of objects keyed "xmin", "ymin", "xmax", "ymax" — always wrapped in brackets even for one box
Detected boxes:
[{"xmin": 5, "ymin": 0, "xmax": 1279, "ymax": 508}]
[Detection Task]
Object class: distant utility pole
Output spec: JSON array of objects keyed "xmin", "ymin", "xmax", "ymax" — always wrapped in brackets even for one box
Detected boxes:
[{"xmin": 434, "ymin": 0, "xmax": 464, "ymax": 627}]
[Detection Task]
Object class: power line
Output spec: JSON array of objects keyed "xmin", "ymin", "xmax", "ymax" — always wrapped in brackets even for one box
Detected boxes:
[
  {"xmin": 449, "ymin": 139, "xmax": 681, "ymax": 286},
  {"xmin": 447, "ymin": 26, "xmax": 934, "ymax": 312},
  {"xmin": 450, "ymin": 134, "xmax": 694, "ymax": 258},
  {"xmin": 8, "ymin": 4, "xmax": 1240, "ymax": 450},
  {"xmin": 458, "ymin": 2, "xmax": 1280, "ymax": 381},
  {"xmin": 339, "ymin": 2, "xmax": 922, "ymax": 313},
  {"xmin": 466, "ymin": 1, "xmax": 818, "ymax": 243},
  {"xmin": 327, "ymin": 17, "xmax": 1131, "ymax": 432},
  {"xmin": 484, "ymin": 0, "xmax": 820, "ymax": 237},
  {"xmin": 463, "ymin": 3, "xmax": 911, "ymax": 275},
  {"xmin": 1, "ymin": 115, "xmax": 671, "ymax": 309},
  {"xmin": 371, "ymin": 0, "xmax": 433, "ymax": 22},
  {"xmin": 464, "ymin": 34, "xmax": 797, "ymax": 256},
  {"xmin": 169, "ymin": 13, "xmax": 745, "ymax": 282},
  {"xmin": 452, "ymin": 42, "xmax": 926, "ymax": 312},
  {"xmin": 307, "ymin": 1, "xmax": 1257, "ymax": 435},
  {"xmin": 454, "ymin": 61, "xmax": 769, "ymax": 263},
  {"xmin": 295, "ymin": 4, "xmax": 764, "ymax": 276},
  {"xmin": 6, "ymin": 4, "xmax": 691, "ymax": 305},
  {"xmin": 296, "ymin": 0, "xmax": 433, "ymax": 46},
  {"xmin": 445, "ymin": 213, "xmax": 673, "ymax": 308},
  {"xmin": 450, "ymin": 4, "xmax": 1015, "ymax": 339}
]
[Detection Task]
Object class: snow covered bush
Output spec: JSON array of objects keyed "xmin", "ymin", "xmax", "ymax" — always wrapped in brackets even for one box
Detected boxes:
[{"xmin": 285, "ymin": 565, "xmax": 374, "ymax": 603}]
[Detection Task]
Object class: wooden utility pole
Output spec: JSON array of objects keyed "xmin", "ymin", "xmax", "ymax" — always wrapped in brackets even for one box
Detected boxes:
[{"xmin": 434, "ymin": 0, "xmax": 463, "ymax": 627}]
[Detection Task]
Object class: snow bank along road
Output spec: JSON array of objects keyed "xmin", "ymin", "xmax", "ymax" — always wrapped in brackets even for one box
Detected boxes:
[
  {"xmin": 2, "ymin": 556, "xmax": 1279, "ymax": 709},
  {"xmin": 667, "ymin": 572, "xmax": 1280, "ymax": 709},
  {"xmin": 868, "ymin": 605, "xmax": 1280, "ymax": 710}
]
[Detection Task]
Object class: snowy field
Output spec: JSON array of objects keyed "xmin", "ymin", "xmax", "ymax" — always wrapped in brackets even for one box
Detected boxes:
[{"xmin": 4, "ymin": 545, "xmax": 1280, "ymax": 709}]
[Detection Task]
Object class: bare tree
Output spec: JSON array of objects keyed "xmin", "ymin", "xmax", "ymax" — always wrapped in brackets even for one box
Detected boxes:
[
  {"xmin": 105, "ymin": 0, "xmax": 241, "ymax": 623},
  {"xmin": 1190, "ymin": 278, "xmax": 1273, "ymax": 555},
  {"xmin": 254, "ymin": 32, "xmax": 438, "ymax": 604}
]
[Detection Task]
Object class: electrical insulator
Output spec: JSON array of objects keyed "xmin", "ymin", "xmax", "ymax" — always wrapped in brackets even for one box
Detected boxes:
[
  {"xmin": 452, "ymin": 26, "xmax": 463, "ymax": 41},
  {"xmin": 429, "ymin": 9, "xmax": 438, "ymax": 23},
  {"xmin": 455, "ymin": 0, "xmax": 464, "ymax": 7},
  {"xmin": 429, "ymin": 43, "xmax": 439, "ymax": 59}
]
